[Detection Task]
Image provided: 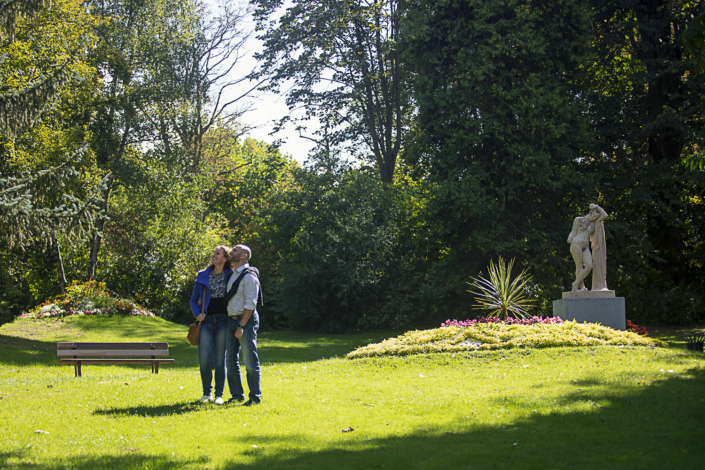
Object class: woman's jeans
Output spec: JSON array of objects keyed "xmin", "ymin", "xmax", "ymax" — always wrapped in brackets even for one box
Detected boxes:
[
  {"xmin": 226, "ymin": 312, "xmax": 261, "ymax": 403},
  {"xmin": 198, "ymin": 315, "xmax": 228, "ymax": 398}
]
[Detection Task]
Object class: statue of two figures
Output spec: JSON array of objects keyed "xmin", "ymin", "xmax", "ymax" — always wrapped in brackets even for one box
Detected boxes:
[{"xmin": 567, "ymin": 204, "xmax": 609, "ymax": 292}]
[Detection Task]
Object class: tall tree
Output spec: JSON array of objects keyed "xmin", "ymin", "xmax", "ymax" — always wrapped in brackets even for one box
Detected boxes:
[
  {"xmin": 584, "ymin": 0, "xmax": 705, "ymax": 323},
  {"xmin": 84, "ymin": 0, "xmax": 258, "ymax": 279},
  {"xmin": 404, "ymin": 0, "xmax": 595, "ymax": 313},
  {"xmin": 253, "ymin": 0, "xmax": 409, "ymax": 183},
  {"xmin": 0, "ymin": 0, "xmax": 106, "ymax": 287}
]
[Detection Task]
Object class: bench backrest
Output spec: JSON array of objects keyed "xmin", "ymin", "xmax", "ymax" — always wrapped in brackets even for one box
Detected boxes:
[{"xmin": 57, "ymin": 342, "xmax": 170, "ymax": 357}]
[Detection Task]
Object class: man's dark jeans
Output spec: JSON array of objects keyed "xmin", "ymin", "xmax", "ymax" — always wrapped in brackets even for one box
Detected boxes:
[{"xmin": 226, "ymin": 312, "xmax": 261, "ymax": 403}]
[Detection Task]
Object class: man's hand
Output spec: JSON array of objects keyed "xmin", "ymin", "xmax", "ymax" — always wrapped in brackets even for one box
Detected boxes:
[
  {"xmin": 196, "ymin": 313, "xmax": 205, "ymax": 322},
  {"xmin": 235, "ymin": 326, "xmax": 244, "ymax": 339}
]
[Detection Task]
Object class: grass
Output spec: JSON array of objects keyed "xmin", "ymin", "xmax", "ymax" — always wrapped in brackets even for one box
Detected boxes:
[{"xmin": 0, "ymin": 316, "xmax": 703, "ymax": 469}]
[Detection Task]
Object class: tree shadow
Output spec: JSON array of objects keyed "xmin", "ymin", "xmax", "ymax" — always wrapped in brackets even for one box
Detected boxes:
[
  {"xmin": 0, "ymin": 329, "xmax": 396, "ymax": 369},
  {"xmin": 220, "ymin": 367, "xmax": 705, "ymax": 469},
  {"xmin": 0, "ymin": 449, "xmax": 208, "ymax": 469}
]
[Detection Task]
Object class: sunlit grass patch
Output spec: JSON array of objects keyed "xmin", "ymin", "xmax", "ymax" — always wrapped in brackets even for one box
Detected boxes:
[
  {"xmin": 346, "ymin": 322, "xmax": 665, "ymax": 359},
  {"xmin": 0, "ymin": 316, "xmax": 703, "ymax": 470}
]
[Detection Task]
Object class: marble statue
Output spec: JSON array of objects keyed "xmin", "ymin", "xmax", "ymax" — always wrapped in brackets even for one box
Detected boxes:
[{"xmin": 567, "ymin": 204, "xmax": 609, "ymax": 292}]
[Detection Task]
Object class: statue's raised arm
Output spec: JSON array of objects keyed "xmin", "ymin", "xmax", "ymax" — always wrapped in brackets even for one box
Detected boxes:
[{"xmin": 588, "ymin": 204, "xmax": 609, "ymax": 290}]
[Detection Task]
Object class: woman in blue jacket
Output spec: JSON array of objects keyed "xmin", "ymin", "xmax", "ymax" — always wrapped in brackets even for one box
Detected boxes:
[{"xmin": 190, "ymin": 245, "xmax": 233, "ymax": 404}]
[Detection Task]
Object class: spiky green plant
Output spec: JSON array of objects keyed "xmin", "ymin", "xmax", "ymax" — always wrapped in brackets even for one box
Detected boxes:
[{"xmin": 467, "ymin": 257, "xmax": 535, "ymax": 319}]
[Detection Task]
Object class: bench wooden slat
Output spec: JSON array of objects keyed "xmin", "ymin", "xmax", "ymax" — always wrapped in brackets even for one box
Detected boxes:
[
  {"xmin": 57, "ymin": 349, "xmax": 170, "ymax": 357},
  {"xmin": 57, "ymin": 342, "xmax": 169, "ymax": 350},
  {"xmin": 59, "ymin": 359, "xmax": 174, "ymax": 364}
]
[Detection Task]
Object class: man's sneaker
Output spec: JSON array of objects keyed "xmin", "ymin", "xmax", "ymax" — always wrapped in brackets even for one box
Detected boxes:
[
  {"xmin": 228, "ymin": 398, "xmax": 244, "ymax": 405},
  {"xmin": 242, "ymin": 399, "xmax": 260, "ymax": 407},
  {"xmin": 214, "ymin": 397, "xmax": 225, "ymax": 405},
  {"xmin": 198, "ymin": 395, "xmax": 212, "ymax": 403}
]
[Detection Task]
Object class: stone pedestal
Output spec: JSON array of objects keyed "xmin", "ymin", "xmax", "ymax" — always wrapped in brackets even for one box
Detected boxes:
[{"xmin": 552, "ymin": 290, "xmax": 626, "ymax": 330}]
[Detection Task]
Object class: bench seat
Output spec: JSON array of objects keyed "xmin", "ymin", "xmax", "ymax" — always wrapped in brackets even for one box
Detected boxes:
[{"xmin": 57, "ymin": 342, "xmax": 174, "ymax": 377}]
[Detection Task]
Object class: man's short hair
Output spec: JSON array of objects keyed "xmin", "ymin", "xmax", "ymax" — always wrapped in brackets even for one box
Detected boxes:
[{"xmin": 236, "ymin": 244, "xmax": 252, "ymax": 261}]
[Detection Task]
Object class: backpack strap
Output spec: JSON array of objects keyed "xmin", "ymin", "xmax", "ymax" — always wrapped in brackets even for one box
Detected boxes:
[{"xmin": 225, "ymin": 267, "xmax": 264, "ymax": 306}]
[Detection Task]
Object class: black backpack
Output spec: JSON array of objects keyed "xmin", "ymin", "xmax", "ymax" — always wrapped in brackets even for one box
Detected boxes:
[{"xmin": 224, "ymin": 267, "xmax": 264, "ymax": 307}]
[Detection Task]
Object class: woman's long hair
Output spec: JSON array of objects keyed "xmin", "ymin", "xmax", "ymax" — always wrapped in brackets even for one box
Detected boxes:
[{"xmin": 205, "ymin": 245, "xmax": 233, "ymax": 271}]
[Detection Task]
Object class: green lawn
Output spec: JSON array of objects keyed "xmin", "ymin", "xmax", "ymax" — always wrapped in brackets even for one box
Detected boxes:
[{"xmin": 0, "ymin": 316, "xmax": 703, "ymax": 469}]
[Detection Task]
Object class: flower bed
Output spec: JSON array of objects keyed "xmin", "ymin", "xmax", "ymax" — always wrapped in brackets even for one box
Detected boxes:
[
  {"xmin": 20, "ymin": 280, "xmax": 155, "ymax": 320},
  {"xmin": 346, "ymin": 321, "xmax": 665, "ymax": 359},
  {"xmin": 441, "ymin": 316, "xmax": 566, "ymax": 328}
]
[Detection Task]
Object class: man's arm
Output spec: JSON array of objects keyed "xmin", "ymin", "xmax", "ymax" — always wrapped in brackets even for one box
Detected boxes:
[{"xmin": 234, "ymin": 274, "xmax": 260, "ymax": 338}]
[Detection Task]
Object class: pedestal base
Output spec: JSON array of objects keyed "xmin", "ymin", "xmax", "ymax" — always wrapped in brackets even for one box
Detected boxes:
[{"xmin": 552, "ymin": 297, "xmax": 626, "ymax": 330}]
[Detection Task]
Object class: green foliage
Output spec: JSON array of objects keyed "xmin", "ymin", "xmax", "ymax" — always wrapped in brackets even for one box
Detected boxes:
[
  {"xmin": 402, "ymin": 0, "xmax": 594, "ymax": 317},
  {"xmin": 262, "ymin": 167, "xmax": 427, "ymax": 331},
  {"xmin": 347, "ymin": 322, "xmax": 665, "ymax": 359},
  {"xmin": 467, "ymin": 257, "xmax": 535, "ymax": 320}
]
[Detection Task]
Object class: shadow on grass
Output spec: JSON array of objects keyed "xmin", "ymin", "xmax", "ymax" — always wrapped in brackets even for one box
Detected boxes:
[
  {"xmin": 0, "ymin": 326, "xmax": 396, "ymax": 369},
  {"xmin": 0, "ymin": 450, "xmax": 208, "ymax": 469},
  {"xmin": 93, "ymin": 400, "xmax": 211, "ymax": 417},
  {"xmin": 222, "ymin": 367, "xmax": 705, "ymax": 470}
]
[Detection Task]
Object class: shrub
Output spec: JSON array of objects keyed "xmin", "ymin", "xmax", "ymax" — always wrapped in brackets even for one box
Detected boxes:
[
  {"xmin": 626, "ymin": 320, "xmax": 648, "ymax": 336},
  {"xmin": 346, "ymin": 321, "xmax": 665, "ymax": 359}
]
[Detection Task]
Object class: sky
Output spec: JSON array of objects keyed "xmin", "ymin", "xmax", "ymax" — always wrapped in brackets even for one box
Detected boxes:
[{"xmin": 221, "ymin": 3, "xmax": 317, "ymax": 165}]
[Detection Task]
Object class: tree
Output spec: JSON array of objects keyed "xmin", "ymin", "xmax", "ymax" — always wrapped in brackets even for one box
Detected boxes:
[
  {"xmin": 253, "ymin": 0, "xmax": 409, "ymax": 183},
  {"xmin": 403, "ymin": 0, "xmax": 595, "ymax": 314},
  {"xmin": 584, "ymin": 0, "xmax": 705, "ymax": 324},
  {"xmin": 0, "ymin": 0, "xmax": 107, "ymax": 295},
  {"xmin": 84, "ymin": 0, "xmax": 259, "ymax": 280}
]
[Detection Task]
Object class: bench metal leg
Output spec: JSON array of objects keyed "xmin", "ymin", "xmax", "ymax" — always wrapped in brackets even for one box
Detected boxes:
[
  {"xmin": 154, "ymin": 362, "xmax": 159, "ymax": 374},
  {"xmin": 77, "ymin": 362, "xmax": 82, "ymax": 377}
]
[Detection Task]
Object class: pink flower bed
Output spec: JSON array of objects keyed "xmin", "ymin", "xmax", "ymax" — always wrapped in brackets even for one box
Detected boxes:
[{"xmin": 441, "ymin": 316, "xmax": 565, "ymax": 328}]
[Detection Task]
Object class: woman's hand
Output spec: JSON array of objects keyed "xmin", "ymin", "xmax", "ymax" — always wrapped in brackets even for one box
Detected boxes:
[{"xmin": 196, "ymin": 313, "xmax": 206, "ymax": 322}]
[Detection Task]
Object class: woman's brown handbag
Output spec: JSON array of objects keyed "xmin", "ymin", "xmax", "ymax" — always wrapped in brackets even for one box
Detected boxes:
[{"xmin": 187, "ymin": 289, "xmax": 205, "ymax": 346}]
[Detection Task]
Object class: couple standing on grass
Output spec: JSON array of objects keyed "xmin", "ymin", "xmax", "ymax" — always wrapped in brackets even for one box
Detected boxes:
[{"xmin": 190, "ymin": 244, "xmax": 263, "ymax": 406}]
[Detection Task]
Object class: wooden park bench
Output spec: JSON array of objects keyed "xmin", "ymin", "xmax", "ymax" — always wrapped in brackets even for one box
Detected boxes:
[{"xmin": 57, "ymin": 342, "xmax": 174, "ymax": 377}]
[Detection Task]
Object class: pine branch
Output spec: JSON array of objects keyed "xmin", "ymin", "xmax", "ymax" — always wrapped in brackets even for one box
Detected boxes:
[{"xmin": 0, "ymin": 0, "xmax": 49, "ymax": 41}]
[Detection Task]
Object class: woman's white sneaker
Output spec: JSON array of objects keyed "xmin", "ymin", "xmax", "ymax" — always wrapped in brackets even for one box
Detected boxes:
[
  {"xmin": 198, "ymin": 395, "xmax": 212, "ymax": 403},
  {"xmin": 214, "ymin": 397, "xmax": 225, "ymax": 405}
]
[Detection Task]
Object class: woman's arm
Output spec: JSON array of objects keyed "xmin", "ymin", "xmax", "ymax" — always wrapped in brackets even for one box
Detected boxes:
[
  {"xmin": 567, "ymin": 217, "xmax": 580, "ymax": 243},
  {"xmin": 190, "ymin": 283, "xmax": 203, "ymax": 318},
  {"xmin": 589, "ymin": 204, "xmax": 609, "ymax": 222}
]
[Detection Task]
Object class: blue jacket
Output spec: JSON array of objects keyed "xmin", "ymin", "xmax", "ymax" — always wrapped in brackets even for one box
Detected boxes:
[{"xmin": 190, "ymin": 266, "xmax": 234, "ymax": 318}]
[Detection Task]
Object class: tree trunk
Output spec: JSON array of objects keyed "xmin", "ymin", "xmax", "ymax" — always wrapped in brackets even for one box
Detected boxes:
[
  {"xmin": 87, "ymin": 174, "xmax": 113, "ymax": 280},
  {"xmin": 55, "ymin": 236, "xmax": 67, "ymax": 294}
]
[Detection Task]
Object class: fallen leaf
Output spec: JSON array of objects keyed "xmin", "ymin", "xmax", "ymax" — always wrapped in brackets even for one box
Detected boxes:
[
  {"xmin": 445, "ymin": 431, "xmax": 453, "ymax": 435},
  {"xmin": 523, "ymin": 365, "xmax": 529, "ymax": 368},
  {"xmin": 47, "ymin": 385, "xmax": 53, "ymax": 389},
  {"xmin": 35, "ymin": 430, "xmax": 49, "ymax": 434},
  {"xmin": 512, "ymin": 442, "xmax": 518, "ymax": 447},
  {"xmin": 342, "ymin": 427, "xmax": 354, "ymax": 433},
  {"xmin": 417, "ymin": 374, "xmax": 426, "ymax": 378},
  {"xmin": 251, "ymin": 445, "xmax": 259, "ymax": 449},
  {"xmin": 364, "ymin": 404, "xmax": 375, "ymax": 407}
]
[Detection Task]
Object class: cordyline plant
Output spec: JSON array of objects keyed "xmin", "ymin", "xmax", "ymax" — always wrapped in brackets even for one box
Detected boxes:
[{"xmin": 467, "ymin": 257, "xmax": 535, "ymax": 320}]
